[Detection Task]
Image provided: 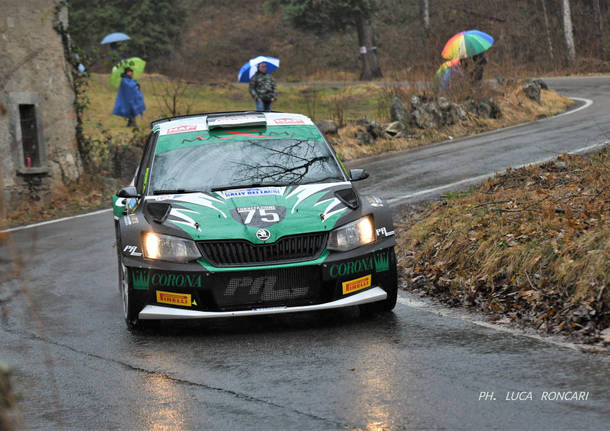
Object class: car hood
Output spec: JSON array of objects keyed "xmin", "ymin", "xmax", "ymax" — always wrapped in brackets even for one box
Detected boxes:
[{"xmin": 146, "ymin": 183, "xmax": 354, "ymax": 244}]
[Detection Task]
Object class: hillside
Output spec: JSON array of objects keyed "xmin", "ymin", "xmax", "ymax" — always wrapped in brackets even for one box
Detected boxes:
[{"xmin": 73, "ymin": 0, "xmax": 610, "ymax": 82}]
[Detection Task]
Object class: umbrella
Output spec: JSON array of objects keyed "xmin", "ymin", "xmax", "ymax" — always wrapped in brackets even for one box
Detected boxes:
[
  {"xmin": 435, "ymin": 59, "xmax": 462, "ymax": 90},
  {"xmin": 238, "ymin": 56, "xmax": 280, "ymax": 83},
  {"xmin": 101, "ymin": 32, "xmax": 131, "ymax": 45},
  {"xmin": 441, "ymin": 30, "xmax": 494, "ymax": 60},
  {"xmin": 435, "ymin": 58, "xmax": 461, "ymax": 80},
  {"xmin": 109, "ymin": 57, "xmax": 146, "ymax": 88}
]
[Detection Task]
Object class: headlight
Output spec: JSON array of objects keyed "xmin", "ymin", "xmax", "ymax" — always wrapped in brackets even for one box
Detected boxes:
[
  {"xmin": 142, "ymin": 232, "xmax": 201, "ymax": 263},
  {"xmin": 327, "ymin": 216, "xmax": 376, "ymax": 252}
]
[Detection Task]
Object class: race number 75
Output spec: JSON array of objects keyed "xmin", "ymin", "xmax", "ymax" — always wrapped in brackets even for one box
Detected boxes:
[{"xmin": 238, "ymin": 207, "xmax": 279, "ymax": 224}]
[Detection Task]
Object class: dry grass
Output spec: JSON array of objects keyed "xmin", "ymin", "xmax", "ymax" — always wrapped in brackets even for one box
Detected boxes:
[
  {"xmin": 397, "ymin": 149, "xmax": 609, "ymax": 343},
  {"xmin": 331, "ymin": 84, "xmax": 573, "ymax": 161},
  {"xmin": 3, "ymin": 175, "xmax": 117, "ymax": 228},
  {"xmin": 82, "ymin": 73, "xmax": 385, "ymax": 141},
  {"xmin": 83, "ymin": 72, "xmax": 572, "ymax": 164}
]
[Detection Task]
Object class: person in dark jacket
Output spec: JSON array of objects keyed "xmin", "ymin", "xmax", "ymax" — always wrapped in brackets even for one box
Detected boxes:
[
  {"xmin": 112, "ymin": 67, "xmax": 146, "ymax": 127},
  {"xmin": 471, "ymin": 53, "xmax": 487, "ymax": 84},
  {"xmin": 249, "ymin": 62, "xmax": 277, "ymax": 111}
]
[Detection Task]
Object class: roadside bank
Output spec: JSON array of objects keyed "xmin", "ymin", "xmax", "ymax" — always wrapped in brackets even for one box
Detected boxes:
[{"xmin": 395, "ymin": 148, "xmax": 609, "ymax": 347}]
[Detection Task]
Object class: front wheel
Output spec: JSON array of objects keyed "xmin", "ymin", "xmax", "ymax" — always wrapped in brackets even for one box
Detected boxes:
[{"xmin": 118, "ymin": 259, "xmax": 146, "ymax": 331}]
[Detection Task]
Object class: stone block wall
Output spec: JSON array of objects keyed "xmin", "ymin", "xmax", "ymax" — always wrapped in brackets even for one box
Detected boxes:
[{"xmin": 0, "ymin": 0, "xmax": 81, "ymax": 217}]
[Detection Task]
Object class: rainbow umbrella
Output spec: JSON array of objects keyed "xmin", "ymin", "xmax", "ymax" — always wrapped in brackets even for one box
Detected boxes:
[
  {"xmin": 435, "ymin": 59, "xmax": 462, "ymax": 90},
  {"xmin": 441, "ymin": 30, "xmax": 494, "ymax": 60},
  {"xmin": 435, "ymin": 58, "xmax": 461, "ymax": 80}
]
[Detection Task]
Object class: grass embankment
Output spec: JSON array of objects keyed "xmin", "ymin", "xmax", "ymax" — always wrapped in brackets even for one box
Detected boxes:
[
  {"xmin": 3, "ymin": 74, "xmax": 572, "ymax": 229},
  {"xmin": 397, "ymin": 149, "xmax": 609, "ymax": 344},
  {"xmin": 83, "ymin": 73, "xmax": 386, "ymax": 140},
  {"xmin": 84, "ymin": 73, "xmax": 572, "ymax": 159}
]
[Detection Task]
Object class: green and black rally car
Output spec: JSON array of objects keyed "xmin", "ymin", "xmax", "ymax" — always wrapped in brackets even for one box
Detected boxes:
[{"xmin": 113, "ymin": 112, "xmax": 397, "ymax": 329}]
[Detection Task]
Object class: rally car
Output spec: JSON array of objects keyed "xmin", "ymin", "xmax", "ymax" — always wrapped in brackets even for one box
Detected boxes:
[{"xmin": 113, "ymin": 111, "xmax": 397, "ymax": 330}]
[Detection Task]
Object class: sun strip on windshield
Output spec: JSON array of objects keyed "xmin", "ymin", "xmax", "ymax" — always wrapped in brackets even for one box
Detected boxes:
[{"xmin": 154, "ymin": 125, "xmax": 325, "ymax": 154}]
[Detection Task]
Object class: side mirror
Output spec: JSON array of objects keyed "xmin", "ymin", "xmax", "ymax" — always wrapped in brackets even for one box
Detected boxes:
[
  {"xmin": 117, "ymin": 186, "xmax": 140, "ymax": 198},
  {"xmin": 349, "ymin": 168, "xmax": 369, "ymax": 182}
]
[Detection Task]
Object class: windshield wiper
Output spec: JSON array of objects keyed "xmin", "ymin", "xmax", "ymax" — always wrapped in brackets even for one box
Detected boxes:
[
  {"xmin": 210, "ymin": 183, "xmax": 290, "ymax": 192},
  {"xmin": 298, "ymin": 176, "xmax": 345, "ymax": 185},
  {"xmin": 152, "ymin": 189, "xmax": 205, "ymax": 195}
]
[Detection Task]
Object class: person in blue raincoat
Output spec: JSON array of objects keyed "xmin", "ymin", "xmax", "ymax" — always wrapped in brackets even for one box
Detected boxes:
[{"xmin": 112, "ymin": 67, "xmax": 145, "ymax": 127}]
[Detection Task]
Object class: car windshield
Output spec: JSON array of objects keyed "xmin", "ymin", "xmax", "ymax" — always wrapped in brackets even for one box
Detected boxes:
[{"xmin": 149, "ymin": 138, "xmax": 345, "ymax": 193}]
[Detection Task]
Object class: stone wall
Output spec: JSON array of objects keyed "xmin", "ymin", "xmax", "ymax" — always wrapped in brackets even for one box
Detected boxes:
[{"xmin": 0, "ymin": 0, "xmax": 81, "ymax": 217}]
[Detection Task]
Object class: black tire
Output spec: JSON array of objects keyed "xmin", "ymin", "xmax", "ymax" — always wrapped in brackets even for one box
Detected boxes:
[
  {"xmin": 359, "ymin": 250, "xmax": 398, "ymax": 315},
  {"xmin": 118, "ymin": 257, "xmax": 147, "ymax": 331},
  {"xmin": 115, "ymin": 223, "xmax": 123, "ymax": 293}
]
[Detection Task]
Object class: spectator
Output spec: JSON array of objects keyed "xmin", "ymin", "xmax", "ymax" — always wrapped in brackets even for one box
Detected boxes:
[
  {"xmin": 249, "ymin": 62, "xmax": 277, "ymax": 111},
  {"xmin": 112, "ymin": 67, "xmax": 146, "ymax": 127},
  {"xmin": 471, "ymin": 53, "xmax": 487, "ymax": 84}
]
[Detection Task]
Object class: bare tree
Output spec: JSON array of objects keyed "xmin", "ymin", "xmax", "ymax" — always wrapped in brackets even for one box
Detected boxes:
[
  {"xmin": 592, "ymin": 0, "xmax": 603, "ymax": 59},
  {"xmin": 561, "ymin": 0, "xmax": 576, "ymax": 63},
  {"xmin": 420, "ymin": 0, "xmax": 430, "ymax": 35},
  {"xmin": 356, "ymin": 16, "xmax": 383, "ymax": 80},
  {"xmin": 278, "ymin": 0, "xmax": 382, "ymax": 81},
  {"xmin": 539, "ymin": 0, "xmax": 554, "ymax": 61}
]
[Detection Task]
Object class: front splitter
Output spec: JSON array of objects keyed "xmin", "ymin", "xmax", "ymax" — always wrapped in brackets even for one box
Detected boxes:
[{"xmin": 139, "ymin": 287, "xmax": 387, "ymax": 319}]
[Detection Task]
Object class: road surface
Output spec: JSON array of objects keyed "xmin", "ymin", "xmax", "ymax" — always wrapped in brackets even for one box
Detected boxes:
[{"xmin": 1, "ymin": 76, "xmax": 609, "ymax": 430}]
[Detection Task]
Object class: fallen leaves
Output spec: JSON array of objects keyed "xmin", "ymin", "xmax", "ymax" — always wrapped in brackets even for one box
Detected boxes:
[{"xmin": 397, "ymin": 149, "xmax": 610, "ymax": 345}]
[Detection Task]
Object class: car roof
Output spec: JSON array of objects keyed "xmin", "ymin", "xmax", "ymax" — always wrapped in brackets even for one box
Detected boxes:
[{"xmin": 152, "ymin": 111, "xmax": 315, "ymax": 136}]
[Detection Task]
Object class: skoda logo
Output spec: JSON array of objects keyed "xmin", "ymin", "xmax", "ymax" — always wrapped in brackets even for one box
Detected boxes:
[{"xmin": 256, "ymin": 229, "xmax": 271, "ymax": 241}]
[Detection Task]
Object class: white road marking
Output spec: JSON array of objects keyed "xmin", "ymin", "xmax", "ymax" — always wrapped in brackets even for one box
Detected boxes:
[
  {"xmin": 553, "ymin": 97, "xmax": 593, "ymax": 118},
  {"xmin": 1, "ymin": 208, "xmax": 112, "ymax": 233},
  {"xmin": 396, "ymin": 295, "xmax": 606, "ymax": 352},
  {"xmin": 388, "ymin": 140, "xmax": 609, "ymax": 205}
]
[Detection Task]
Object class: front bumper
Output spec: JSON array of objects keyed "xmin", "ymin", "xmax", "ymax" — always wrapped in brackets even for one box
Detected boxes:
[
  {"xmin": 139, "ymin": 287, "xmax": 387, "ymax": 319},
  {"xmin": 124, "ymin": 240, "xmax": 397, "ymax": 318}
]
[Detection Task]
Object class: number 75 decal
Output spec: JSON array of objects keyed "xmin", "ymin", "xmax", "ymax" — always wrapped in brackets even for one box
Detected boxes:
[{"xmin": 230, "ymin": 205, "xmax": 287, "ymax": 228}]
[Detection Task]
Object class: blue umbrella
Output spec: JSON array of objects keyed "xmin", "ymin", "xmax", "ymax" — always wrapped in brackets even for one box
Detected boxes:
[
  {"xmin": 238, "ymin": 56, "xmax": 280, "ymax": 83},
  {"xmin": 101, "ymin": 32, "xmax": 131, "ymax": 45}
]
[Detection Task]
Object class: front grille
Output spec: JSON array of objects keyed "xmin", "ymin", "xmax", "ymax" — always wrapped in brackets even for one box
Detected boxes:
[
  {"xmin": 211, "ymin": 266, "xmax": 322, "ymax": 310},
  {"xmin": 198, "ymin": 232, "xmax": 328, "ymax": 266}
]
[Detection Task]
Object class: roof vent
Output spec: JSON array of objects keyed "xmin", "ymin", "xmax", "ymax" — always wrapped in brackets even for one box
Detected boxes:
[{"xmin": 207, "ymin": 112, "xmax": 266, "ymax": 130}]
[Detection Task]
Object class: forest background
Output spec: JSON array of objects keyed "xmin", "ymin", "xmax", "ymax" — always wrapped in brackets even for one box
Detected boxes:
[{"xmin": 69, "ymin": 0, "xmax": 610, "ymax": 83}]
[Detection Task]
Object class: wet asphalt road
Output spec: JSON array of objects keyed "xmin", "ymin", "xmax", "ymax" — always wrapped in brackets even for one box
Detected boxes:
[{"xmin": 1, "ymin": 76, "xmax": 610, "ymax": 430}]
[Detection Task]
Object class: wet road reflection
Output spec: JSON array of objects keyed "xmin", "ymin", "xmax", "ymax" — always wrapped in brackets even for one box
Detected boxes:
[
  {"xmin": 141, "ymin": 374, "xmax": 187, "ymax": 431},
  {"xmin": 3, "ymin": 77, "xmax": 610, "ymax": 429}
]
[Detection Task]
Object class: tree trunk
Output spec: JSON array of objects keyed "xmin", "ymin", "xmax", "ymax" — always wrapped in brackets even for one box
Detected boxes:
[
  {"xmin": 420, "ymin": 0, "xmax": 430, "ymax": 35},
  {"xmin": 539, "ymin": 0, "xmax": 554, "ymax": 61},
  {"xmin": 356, "ymin": 15, "xmax": 382, "ymax": 80},
  {"xmin": 561, "ymin": 0, "xmax": 576, "ymax": 63},
  {"xmin": 592, "ymin": 0, "xmax": 603, "ymax": 59}
]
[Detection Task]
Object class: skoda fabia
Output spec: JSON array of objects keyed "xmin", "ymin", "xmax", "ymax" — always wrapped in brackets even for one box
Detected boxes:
[{"xmin": 113, "ymin": 112, "xmax": 397, "ymax": 329}]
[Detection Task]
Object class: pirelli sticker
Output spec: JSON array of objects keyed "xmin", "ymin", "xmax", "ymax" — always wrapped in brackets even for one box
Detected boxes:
[
  {"xmin": 342, "ymin": 274, "xmax": 372, "ymax": 295},
  {"xmin": 156, "ymin": 290, "xmax": 192, "ymax": 307}
]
